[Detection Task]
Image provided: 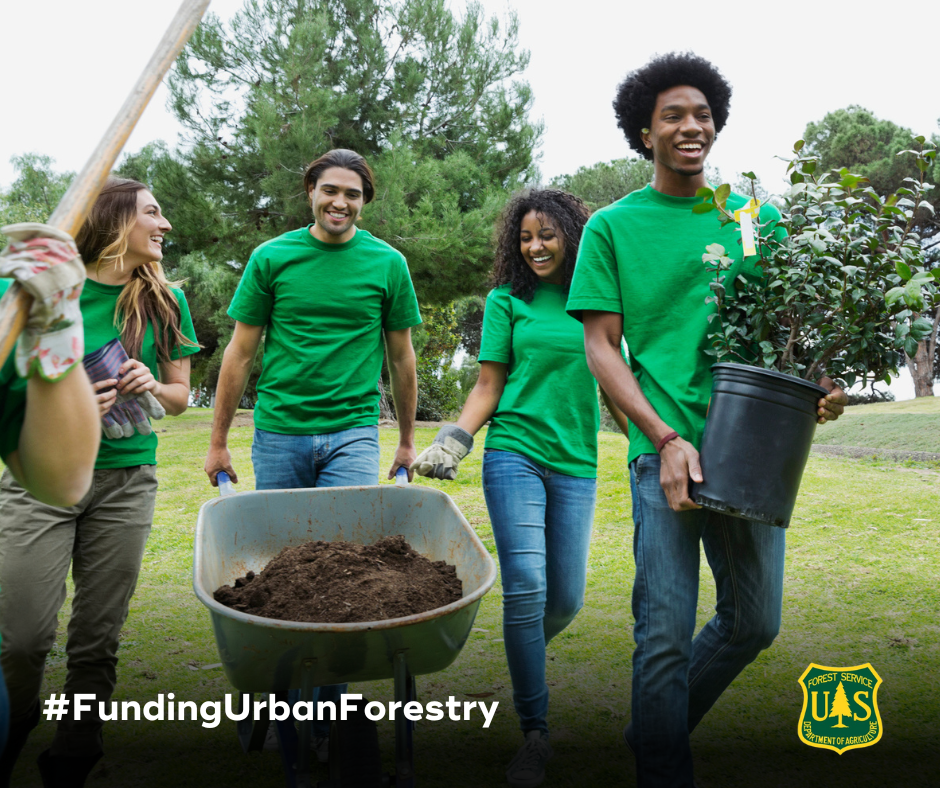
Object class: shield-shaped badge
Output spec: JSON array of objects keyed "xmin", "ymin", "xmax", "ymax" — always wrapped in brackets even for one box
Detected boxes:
[{"xmin": 798, "ymin": 663, "xmax": 883, "ymax": 754}]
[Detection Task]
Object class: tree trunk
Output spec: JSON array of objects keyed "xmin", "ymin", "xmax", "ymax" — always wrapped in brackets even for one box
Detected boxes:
[{"xmin": 905, "ymin": 305, "xmax": 940, "ymax": 398}]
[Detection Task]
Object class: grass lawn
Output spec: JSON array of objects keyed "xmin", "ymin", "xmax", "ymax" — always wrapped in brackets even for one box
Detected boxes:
[
  {"xmin": 814, "ymin": 397, "xmax": 940, "ymax": 453},
  {"xmin": 11, "ymin": 409, "xmax": 940, "ymax": 787}
]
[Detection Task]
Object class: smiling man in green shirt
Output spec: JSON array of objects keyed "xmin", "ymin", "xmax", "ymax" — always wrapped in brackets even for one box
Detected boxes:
[
  {"xmin": 203, "ymin": 149, "xmax": 421, "ymax": 757},
  {"xmin": 566, "ymin": 53, "xmax": 847, "ymax": 788}
]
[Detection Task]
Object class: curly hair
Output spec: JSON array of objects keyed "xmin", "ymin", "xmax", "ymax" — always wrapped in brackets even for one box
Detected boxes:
[
  {"xmin": 613, "ymin": 52, "xmax": 732, "ymax": 160},
  {"xmin": 492, "ymin": 189, "xmax": 590, "ymax": 303}
]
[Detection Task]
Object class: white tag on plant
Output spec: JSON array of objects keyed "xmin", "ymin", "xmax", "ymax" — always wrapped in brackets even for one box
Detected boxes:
[{"xmin": 734, "ymin": 199, "xmax": 759, "ymax": 257}]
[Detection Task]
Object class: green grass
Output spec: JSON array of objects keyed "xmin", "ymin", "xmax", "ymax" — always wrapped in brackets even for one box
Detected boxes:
[
  {"xmin": 12, "ymin": 410, "xmax": 940, "ymax": 787},
  {"xmin": 814, "ymin": 397, "xmax": 940, "ymax": 453}
]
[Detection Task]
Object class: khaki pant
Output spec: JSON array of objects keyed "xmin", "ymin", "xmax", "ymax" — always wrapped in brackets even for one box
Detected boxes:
[{"xmin": 0, "ymin": 465, "xmax": 156, "ymax": 756}]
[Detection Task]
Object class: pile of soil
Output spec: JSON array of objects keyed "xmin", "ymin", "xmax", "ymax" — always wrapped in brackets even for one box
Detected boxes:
[{"xmin": 213, "ymin": 535, "xmax": 462, "ymax": 623}]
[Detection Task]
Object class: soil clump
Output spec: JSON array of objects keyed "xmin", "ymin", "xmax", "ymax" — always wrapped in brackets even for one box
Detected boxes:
[{"xmin": 213, "ymin": 535, "xmax": 462, "ymax": 623}]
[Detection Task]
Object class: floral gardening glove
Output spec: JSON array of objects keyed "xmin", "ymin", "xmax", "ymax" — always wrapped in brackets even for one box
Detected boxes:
[
  {"xmin": 83, "ymin": 339, "xmax": 165, "ymax": 439},
  {"xmin": 0, "ymin": 222, "xmax": 86, "ymax": 381},
  {"xmin": 410, "ymin": 425, "xmax": 474, "ymax": 480}
]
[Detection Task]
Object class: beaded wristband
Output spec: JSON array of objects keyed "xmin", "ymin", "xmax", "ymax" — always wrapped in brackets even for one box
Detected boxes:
[{"xmin": 655, "ymin": 431, "xmax": 679, "ymax": 453}]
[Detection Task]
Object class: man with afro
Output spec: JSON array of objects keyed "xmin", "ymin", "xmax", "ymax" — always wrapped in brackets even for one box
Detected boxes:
[{"xmin": 566, "ymin": 52, "xmax": 846, "ymax": 786}]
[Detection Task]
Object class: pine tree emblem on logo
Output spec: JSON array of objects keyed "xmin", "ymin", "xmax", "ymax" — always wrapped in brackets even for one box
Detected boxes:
[{"xmin": 797, "ymin": 663, "xmax": 883, "ymax": 753}]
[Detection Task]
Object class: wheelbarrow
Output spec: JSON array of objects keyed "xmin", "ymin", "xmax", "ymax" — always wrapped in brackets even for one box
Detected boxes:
[{"xmin": 193, "ymin": 470, "xmax": 497, "ymax": 788}]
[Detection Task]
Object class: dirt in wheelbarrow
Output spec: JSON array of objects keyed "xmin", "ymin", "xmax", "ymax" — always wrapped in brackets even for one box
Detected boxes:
[{"xmin": 213, "ymin": 535, "xmax": 462, "ymax": 623}]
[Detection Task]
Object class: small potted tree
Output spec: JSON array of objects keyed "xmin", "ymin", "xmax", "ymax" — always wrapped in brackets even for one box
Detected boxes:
[{"xmin": 690, "ymin": 138, "xmax": 938, "ymax": 526}]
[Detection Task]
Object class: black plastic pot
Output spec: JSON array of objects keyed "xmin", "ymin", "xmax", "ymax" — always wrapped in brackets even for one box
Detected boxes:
[{"xmin": 691, "ymin": 363, "xmax": 827, "ymax": 528}]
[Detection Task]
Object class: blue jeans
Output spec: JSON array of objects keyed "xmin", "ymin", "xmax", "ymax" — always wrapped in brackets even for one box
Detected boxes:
[
  {"xmin": 252, "ymin": 425, "xmax": 381, "ymax": 490},
  {"xmin": 629, "ymin": 453, "xmax": 785, "ymax": 787},
  {"xmin": 482, "ymin": 449, "xmax": 596, "ymax": 735},
  {"xmin": 252, "ymin": 425, "xmax": 381, "ymax": 736}
]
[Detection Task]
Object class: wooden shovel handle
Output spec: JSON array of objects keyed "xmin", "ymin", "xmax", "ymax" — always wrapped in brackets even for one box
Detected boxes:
[{"xmin": 0, "ymin": 0, "xmax": 212, "ymax": 370}]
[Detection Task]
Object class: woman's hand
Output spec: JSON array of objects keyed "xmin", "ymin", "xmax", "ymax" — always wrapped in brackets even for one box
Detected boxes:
[
  {"xmin": 116, "ymin": 358, "xmax": 160, "ymax": 399},
  {"xmin": 93, "ymin": 378, "xmax": 118, "ymax": 417}
]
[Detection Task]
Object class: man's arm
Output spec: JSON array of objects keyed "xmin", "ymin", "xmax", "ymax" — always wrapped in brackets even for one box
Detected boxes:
[
  {"xmin": 600, "ymin": 387, "xmax": 632, "ymax": 438},
  {"xmin": 384, "ymin": 327, "xmax": 417, "ymax": 480},
  {"xmin": 7, "ymin": 366, "xmax": 100, "ymax": 506},
  {"xmin": 583, "ymin": 310, "xmax": 702, "ymax": 511},
  {"xmin": 204, "ymin": 321, "xmax": 264, "ymax": 485}
]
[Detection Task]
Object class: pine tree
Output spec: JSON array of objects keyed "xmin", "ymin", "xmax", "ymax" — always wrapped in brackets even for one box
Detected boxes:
[{"xmin": 829, "ymin": 681, "xmax": 852, "ymax": 728}]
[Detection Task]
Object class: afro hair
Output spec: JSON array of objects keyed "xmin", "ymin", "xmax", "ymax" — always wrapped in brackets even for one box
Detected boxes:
[{"xmin": 613, "ymin": 52, "xmax": 732, "ymax": 160}]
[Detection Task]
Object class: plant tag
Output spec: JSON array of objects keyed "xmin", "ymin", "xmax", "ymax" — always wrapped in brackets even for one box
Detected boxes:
[{"xmin": 734, "ymin": 199, "xmax": 760, "ymax": 257}]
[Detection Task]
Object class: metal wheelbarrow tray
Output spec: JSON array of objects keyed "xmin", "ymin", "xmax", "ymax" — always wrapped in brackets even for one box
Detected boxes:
[{"xmin": 193, "ymin": 482, "xmax": 497, "ymax": 787}]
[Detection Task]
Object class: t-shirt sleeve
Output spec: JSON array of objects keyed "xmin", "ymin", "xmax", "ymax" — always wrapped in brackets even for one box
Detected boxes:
[
  {"xmin": 170, "ymin": 289, "xmax": 201, "ymax": 361},
  {"xmin": 228, "ymin": 251, "xmax": 273, "ymax": 326},
  {"xmin": 0, "ymin": 357, "xmax": 26, "ymax": 464},
  {"xmin": 382, "ymin": 253, "xmax": 422, "ymax": 332},
  {"xmin": 478, "ymin": 288, "xmax": 512, "ymax": 363},
  {"xmin": 566, "ymin": 218, "xmax": 625, "ymax": 322}
]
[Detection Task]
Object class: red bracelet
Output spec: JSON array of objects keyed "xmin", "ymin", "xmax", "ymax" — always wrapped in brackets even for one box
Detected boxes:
[{"xmin": 655, "ymin": 431, "xmax": 679, "ymax": 453}]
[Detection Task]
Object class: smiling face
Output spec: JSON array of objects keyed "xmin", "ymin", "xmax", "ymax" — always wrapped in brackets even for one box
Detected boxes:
[
  {"xmin": 123, "ymin": 189, "xmax": 171, "ymax": 269},
  {"xmin": 642, "ymin": 85, "xmax": 716, "ymax": 196},
  {"xmin": 309, "ymin": 166, "xmax": 365, "ymax": 244},
  {"xmin": 520, "ymin": 210, "xmax": 565, "ymax": 285}
]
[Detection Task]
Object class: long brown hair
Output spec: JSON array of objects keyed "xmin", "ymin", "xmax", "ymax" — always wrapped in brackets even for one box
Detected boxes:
[{"xmin": 76, "ymin": 177, "xmax": 197, "ymax": 362}]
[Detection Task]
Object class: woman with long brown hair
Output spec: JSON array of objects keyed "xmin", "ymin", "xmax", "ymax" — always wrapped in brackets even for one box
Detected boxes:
[{"xmin": 0, "ymin": 177, "xmax": 199, "ymax": 788}]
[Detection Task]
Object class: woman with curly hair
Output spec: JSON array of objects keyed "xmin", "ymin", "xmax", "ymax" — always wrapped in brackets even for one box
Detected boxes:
[
  {"xmin": 413, "ymin": 189, "xmax": 628, "ymax": 788},
  {"xmin": 0, "ymin": 177, "xmax": 199, "ymax": 788}
]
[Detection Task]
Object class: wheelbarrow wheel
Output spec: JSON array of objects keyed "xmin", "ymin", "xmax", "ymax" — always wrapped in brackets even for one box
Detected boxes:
[{"xmin": 327, "ymin": 706, "xmax": 383, "ymax": 788}]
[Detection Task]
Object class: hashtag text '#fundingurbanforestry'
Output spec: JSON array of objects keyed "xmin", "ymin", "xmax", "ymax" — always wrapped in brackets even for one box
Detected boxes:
[{"xmin": 44, "ymin": 692, "xmax": 500, "ymax": 729}]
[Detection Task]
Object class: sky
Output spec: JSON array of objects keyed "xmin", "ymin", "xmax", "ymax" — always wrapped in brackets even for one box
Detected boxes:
[{"xmin": 1, "ymin": 0, "xmax": 938, "ymax": 395}]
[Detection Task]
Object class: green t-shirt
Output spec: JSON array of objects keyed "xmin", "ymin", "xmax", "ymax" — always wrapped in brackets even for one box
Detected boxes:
[
  {"xmin": 566, "ymin": 184, "xmax": 781, "ymax": 463},
  {"xmin": 82, "ymin": 278, "xmax": 200, "ymax": 469},
  {"xmin": 228, "ymin": 226, "xmax": 422, "ymax": 435},
  {"xmin": 0, "ymin": 286, "xmax": 26, "ymax": 462},
  {"xmin": 480, "ymin": 283, "xmax": 600, "ymax": 478}
]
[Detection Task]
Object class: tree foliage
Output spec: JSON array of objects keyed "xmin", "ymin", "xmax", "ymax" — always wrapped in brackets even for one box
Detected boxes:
[
  {"xmin": 804, "ymin": 106, "xmax": 940, "ymax": 394},
  {"xmin": 804, "ymin": 106, "xmax": 940, "ymax": 235},
  {"xmin": 165, "ymin": 0, "xmax": 540, "ymax": 291},
  {"xmin": 550, "ymin": 157, "xmax": 653, "ymax": 211},
  {"xmin": 0, "ymin": 155, "xmax": 74, "ymax": 243},
  {"xmin": 152, "ymin": 0, "xmax": 541, "ymax": 394},
  {"xmin": 697, "ymin": 140, "xmax": 939, "ymax": 389}
]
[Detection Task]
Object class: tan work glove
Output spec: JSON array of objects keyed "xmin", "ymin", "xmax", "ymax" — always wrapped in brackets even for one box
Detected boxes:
[{"xmin": 411, "ymin": 425, "xmax": 474, "ymax": 480}]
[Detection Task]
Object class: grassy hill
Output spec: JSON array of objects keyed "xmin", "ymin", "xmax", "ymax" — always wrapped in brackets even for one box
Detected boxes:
[{"xmin": 814, "ymin": 396, "xmax": 940, "ymax": 453}]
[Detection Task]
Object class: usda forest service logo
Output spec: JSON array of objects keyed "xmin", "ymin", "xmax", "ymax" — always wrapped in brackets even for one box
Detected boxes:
[{"xmin": 798, "ymin": 663, "xmax": 883, "ymax": 753}]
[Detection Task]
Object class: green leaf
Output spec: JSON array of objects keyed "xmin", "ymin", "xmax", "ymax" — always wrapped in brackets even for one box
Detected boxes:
[
  {"xmin": 895, "ymin": 261, "xmax": 912, "ymax": 280},
  {"xmin": 790, "ymin": 171, "xmax": 805, "ymax": 185},
  {"xmin": 742, "ymin": 171, "xmax": 757, "ymax": 180},
  {"xmin": 794, "ymin": 140, "xmax": 805, "ymax": 152},
  {"xmin": 714, "ymin": 183, "xmax": 731, "ymax": 207},
  {"xmin": 885, "ymin": 287, "xmax": 905, "ymax": 306},
  {"xmin": 692, "ymin": 202, "xmax": 716, "ymax": 214},
  {"xmin": 705, "ymin": 243, "xmax": 725, "ymax": 256},
  {"xmin": 695, "ymin": 186, "xmax": 714, "ymax": 199},
  {"xmin": 802, "ymin": 160, "xmax": 817, "ymax": 175}
]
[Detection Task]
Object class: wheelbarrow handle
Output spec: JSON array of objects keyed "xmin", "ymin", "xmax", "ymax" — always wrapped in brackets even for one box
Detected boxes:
[{"xmin": 216, "ymin": 471, "xmax": 237, "ymax": 497}]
